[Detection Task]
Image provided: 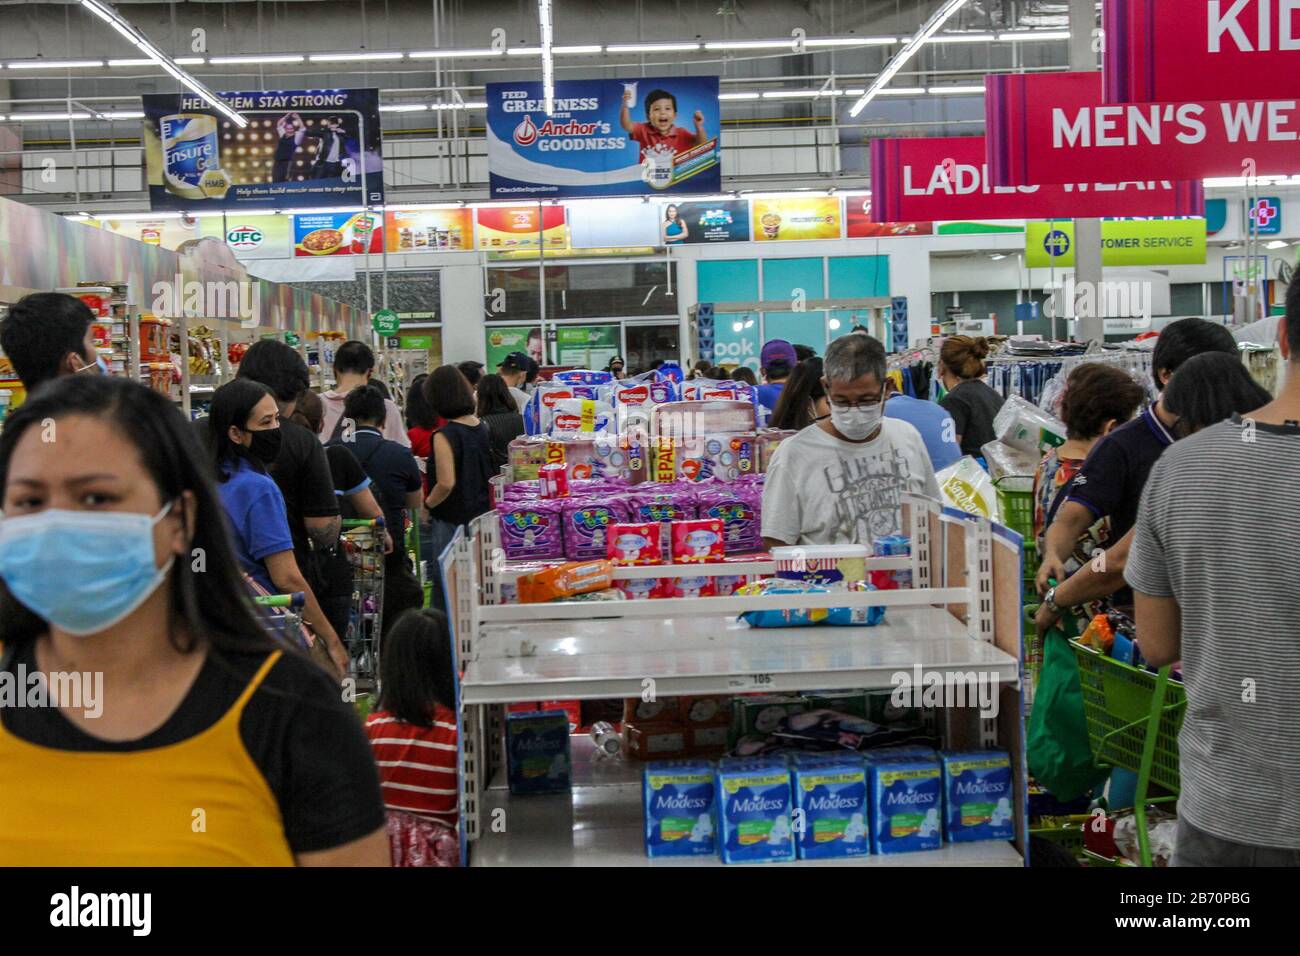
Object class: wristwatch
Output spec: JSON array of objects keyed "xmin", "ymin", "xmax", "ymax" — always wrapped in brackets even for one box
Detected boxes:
[{"xmin": 1043, "ymin": 586, "xmax": 1062, "ymax": 614}]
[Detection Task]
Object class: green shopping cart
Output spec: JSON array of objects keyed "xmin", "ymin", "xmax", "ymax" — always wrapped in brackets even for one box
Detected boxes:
[{"xmin": 994, "ymin": 475, "xmax": 1039, "ymax": 597}]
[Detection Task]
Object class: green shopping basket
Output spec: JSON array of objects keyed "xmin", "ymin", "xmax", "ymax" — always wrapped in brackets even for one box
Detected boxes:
[
  {"xmin": 994, "ymin": 475, "xmax": 1039, "ymax": 586},
  {"xmin": 1069, "ymin": 639, "xmax": 1185, "ymax": 793}
]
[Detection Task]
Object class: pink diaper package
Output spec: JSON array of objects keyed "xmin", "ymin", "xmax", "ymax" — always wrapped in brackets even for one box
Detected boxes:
[
  {"xmin": 669, "ymin": 574, "xmax": 718, "ymax": 598},
  {"xmin": 695, "ymin": 485, "xmax": 763, "ymax": 554},
  {"xmin": 671, "ymin": 518, "xmax": 726, "ymax": 564},
  {"xmin": 497, "ymin": 499, "xmax": 566, "ymax": 560},
  {"xmin": 562, "ymin": 498, "xmax": 631, "ymax": 561},
  {"xmin": 606, "ymin": 522, "xmax": 663, "ymax": 566},
  {"xmin": 616, "ymin": 576, "xmax": 672, "ymax": 600}
]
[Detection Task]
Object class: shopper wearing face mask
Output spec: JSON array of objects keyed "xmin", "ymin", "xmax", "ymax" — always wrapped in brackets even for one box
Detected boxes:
[
  {"xmin": 0, "ymin": 375, "xmax": 388, "ymax": 865},
  {"xmin": 208, "ymin": 379, "xmax": 349, "ymax": 679},
  {"xmin": 0, "ymin": 292, "xmax": 106, "ymax": 392},
  {"xmin": 762, "ymin": 334, "xmax": 939, "ymax": 549}
]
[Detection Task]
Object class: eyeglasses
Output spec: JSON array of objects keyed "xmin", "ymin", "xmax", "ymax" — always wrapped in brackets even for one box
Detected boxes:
[{"xmin": 828, "ymin": 395, "xmax": 883, "ymax": 410}]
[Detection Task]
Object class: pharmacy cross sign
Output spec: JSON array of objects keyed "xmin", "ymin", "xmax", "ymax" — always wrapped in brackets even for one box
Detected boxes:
[{"xmin": 1249, "ymin": 197, "xmax": 1282, "ymax": 235}]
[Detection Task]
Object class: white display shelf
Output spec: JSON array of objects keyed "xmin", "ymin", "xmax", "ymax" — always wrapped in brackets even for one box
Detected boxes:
[{"xmin": 461, "ymin": 606, "xmax": 1017, "ymax": 704}]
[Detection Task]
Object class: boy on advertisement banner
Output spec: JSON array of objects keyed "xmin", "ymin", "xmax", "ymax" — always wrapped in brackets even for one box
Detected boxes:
[{"xmin": 620, "ymin": 86, "xmax": 708, "ymax": 163}]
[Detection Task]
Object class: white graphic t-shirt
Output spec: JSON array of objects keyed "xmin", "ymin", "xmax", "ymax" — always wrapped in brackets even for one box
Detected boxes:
[{"xmin": 760, "ymin": 418, "xmax": 940, "ymax": 547}]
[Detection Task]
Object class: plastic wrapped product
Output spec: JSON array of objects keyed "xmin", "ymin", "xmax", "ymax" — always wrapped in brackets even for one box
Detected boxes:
[
  {"xmin": 616, "ymin": 576, "xmax": 672, "ymax": 600},
  {"xmin": 671, "ymin": 518, "xmax": 726, "ymax": 564},
  {"xmin": 606, "ymin": 522, "xmax": 663, "ymax": 566},
  {"xmin": 655, "ymin": 360, "xmax": 684, "ymax": 384},
  {"xmin": 497, "ymin": 499, "xmax": 566, "ymax": 560},
  {"xmin": 508, "ymin": 435, "xmax": 549, "ymax": 481},
  {"xmin": 549, "ymin": 398, "xmax": 615, "ymax": 436},
  {"xmin": 755, "ymin": 429, "xmax": 797, "ymax": 473},
  {"xmin": 771, "ymin": 544, "xmax": 869, "ymax": 588},
  {"xmin": 554, "ymin": 435, "xmax": 649, "ymax": 483},
  {"xmin": 613, "ymin": 377, "xmax": 679, "ymax": 435},
  {"xmin": 939, "ymin": 750, "xmax": 1014, "ymax": 843},
  {"xmin": 668, "ymin": 574, "xmax": 717, "ymax": 598},
  {"xmin": 552, "ymin": 369, "xmax": 614, "ymax": 386},
  {"xmin": 643, "ymin": 761, "xmax": 717, "ymax": 858},
  {"xmin": 525, "ymin": 382, "xmax": 606, "ymax": 435},
  {"xmin": 936, "ymin": 457, "xmax": 1001, "ymax": 521},
  {"xmin": 792, "ymin": 758, "xmax": 870, "ymax": 860},
  {"xmin": 993, "ymin": 394, "xmax": 1067, "ymax": 455},
  {"xmin": 651, "ymin": 400, "xmax": 758, "ymax": 441},
  {"xmin": 696, "ymin": 487, "xmax": 762, "ymax": 554},
  {"xmin": 628, "ymin": 490, "xmax": 697, "ymax": 560},
  {"xmin": 715, "ymin": 758, "xmax": 796, "ymax": 863},
  {"xmin": 870, "ymin": 534, "xmax": 913, "ymax": 591},
  {"xmin": 980, "ymin": 440, "xmax": 1042, "ymax": 483},
  {"xmin": 561, "ymin": 497, "xmax": 631, "ymax": 560},
  {"xmin": 867, "ymin": 757, "xmax": 942, "ymax": 854},
  {"xmin": 673, "ymin": 433, "xmax": 759, "ymax": 483},
  {"xmin": 736, "ymin": 578, "xmax": 885, "ymax": 628},
  {"xmin": 506, "ymin": 710, "xmax": 572, "ymax": 795},
  {"xmin": 517, "ymin": 560, "xmax": 614, "ymax": 604}
]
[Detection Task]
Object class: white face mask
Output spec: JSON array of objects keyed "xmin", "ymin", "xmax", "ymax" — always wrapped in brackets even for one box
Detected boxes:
[{"xmin": 829, "ymin": 401, "xmax": 883, "ymax": 441}]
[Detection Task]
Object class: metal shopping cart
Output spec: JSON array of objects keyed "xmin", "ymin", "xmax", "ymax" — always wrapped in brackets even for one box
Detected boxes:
[
  {"xmin": 341, "ymin": 517, "xmax": 385, "ymax": 686},
  {"xmin": 252, "ymin": 592, "xmax": 308, "ymax": 647}
]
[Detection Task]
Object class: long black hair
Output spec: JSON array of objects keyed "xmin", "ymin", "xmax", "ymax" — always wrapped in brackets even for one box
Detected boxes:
[
  {"xmin": 475, "ymin": 372, "xmax": 518, "ymax": 417},
  {"xmin": 377, "ymin": 608, "xmax": 456, "ymax": 726},
  {"xmin": 1163, "ymin": 352, "xmax": 1272, "ymax": 437},
  {"xmin": 207, "ymin": 378, "xmax": 273, "ymax": 479},
  {"xmin": 0, "ymin": 375, "xmax": 277, "ymax": 655},
  {"xmin": 404, "ymin": 373, "xmax": 439, "ymax": 430},
  {"xmin": 769, "ymin": 357, "xmax": 827, "ymax": 431}
]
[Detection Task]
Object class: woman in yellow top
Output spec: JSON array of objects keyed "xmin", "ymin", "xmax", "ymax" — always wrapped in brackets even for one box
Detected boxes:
[{"xmin": 0, "ymin": 375, "xmax": 390, "ymax": 866}]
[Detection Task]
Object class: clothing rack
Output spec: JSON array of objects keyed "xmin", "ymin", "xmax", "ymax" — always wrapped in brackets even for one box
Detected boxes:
[{"xmin": 887, "ymin": 345, "xmax": 936, "ymax": 401}]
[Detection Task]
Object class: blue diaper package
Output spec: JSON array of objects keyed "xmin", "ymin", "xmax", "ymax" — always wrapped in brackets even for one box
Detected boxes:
[
  {"xmin": 506, "ymin": 710, "xmax": 572, "ymax": 795},
  {"xmin": 867, "ymin": 757, "xmax": 943, "ymax": 854},
  {"xmin": 737, "ymin": 579, "xmax": 885, "ymax": 629},
  {"xmin": 792, "ymin": 755, "xmax": 869, "ymax": 859},
  {"xmin": 940, "ymin": 750, "xmax": 1014, "ymax": 843},
  {"xmin": 715, "ymin": 757, "xmax": 796, "ymax": 863},
  {"xmin": 643, "ymin": 761, "xmax": 716, "ymax": 858}
]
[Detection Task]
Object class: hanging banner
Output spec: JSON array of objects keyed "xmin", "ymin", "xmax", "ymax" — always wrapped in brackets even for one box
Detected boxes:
[
  {"xmin": 660, "ymin": 199, "xmax": 749, "ymax": 244},
  {"xmin": 486, "ymin": 76, "xmax": 721, "ymax": 199},
  {"xmin": 1104, "ymin": 0, "xmax": 1300, "ymax": 103},
  {"xmin": 987, "ymin": 71, "xmax": 1300, "ymax": 185},
  {"xmin": 870, "ymin": 136, "xmax": 1204, "ymax": 221},
  {"xmin": 555, "ymin": 325, "xmax": 621, "ymax": 366},
  {"xmin": 200, "ymin": 214, "xmax": 294, "ymax": 260},
  {"xmin": 750, "ymin": 196, "xmax": 843, "ymax": 242},
  {"xmin": 843, "ymin": 194, "xmax": 932, "ymax": 237},
  {"xmin": 141, "ymin": 89, "xmax": 385, "ymax": 211},
  {"xmin": 485, "ymin": 326, "xmax": 545, "ymax": 369},
  {"xmin": 1024, "ymin": 219, "xmax": 1207, "ymax": 268},
  {"xmin": 567, "ymin": 199, "xmax": 660, "ymax": 248},
  {"xmin": 292, "ymin": 211, "xmax": 382, "ymax": 257},
  {"xmin": 384, "ymin": 207, "xmax": 473, "ymax": 252},
  {"xmin": 476, "ymin": 205, "xmax": 567, "ymax": 251}
]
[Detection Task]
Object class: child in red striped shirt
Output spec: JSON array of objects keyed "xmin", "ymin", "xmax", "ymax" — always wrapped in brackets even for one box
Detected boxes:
[{"xmin": 365, "ymin": 608, "xmax": 460, "ymax": 865}]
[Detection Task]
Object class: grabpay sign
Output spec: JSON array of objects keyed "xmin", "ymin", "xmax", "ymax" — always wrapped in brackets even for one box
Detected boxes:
[
  {"xmin": 987, "ymin": 71, "xmax": 1300, "ymax": 184},
  {"xmin": 1104, "ymin": 0, "xmax": 1300, "ymax": 103}
]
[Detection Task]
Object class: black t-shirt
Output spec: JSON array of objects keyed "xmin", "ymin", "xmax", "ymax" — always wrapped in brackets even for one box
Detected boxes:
[
  {"xmin": 330, "ymin": 429, "xmax": 422, "ymax": 537},
  {"xmin": 0, "ymin": 641, "xmax": 386, "ymax": 855},
  {"xmin": 269, "ymin": 416, "xmax": 340, "ymax": 574},
  {"xmin": 482, "ymin": 411, "xmax": 525, "ymax": 470},
  {"xmin": 427, "ymin": 420, "xmax": 494, "ymax": 527},
  {"xmin": 324, "ymin": 443, "xmax": 370, "ymax": 497},
  {"xmin": 940, "ymin": 379, "xmax": 1005, "ymax": 456},
  {"xmin": 1063, "ymin": 405, "xmax": 1174, "ymax": 542}
]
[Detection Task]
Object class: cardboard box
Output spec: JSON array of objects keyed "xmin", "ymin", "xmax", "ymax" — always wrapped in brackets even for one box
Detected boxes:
[
  {"xmin": 679, "ymin": 695, "xmax": 732, "ymax": 728},
  {"xmin": 625, "ymin": 724, "xmax": 689, "ymax": 761},
  {"xmin": 623, "ymin": 696, "xmax": 682, "ymax": 728}
]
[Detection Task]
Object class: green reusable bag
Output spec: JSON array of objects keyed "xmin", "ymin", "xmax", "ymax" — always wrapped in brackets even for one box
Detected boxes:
[{"xmin": 1027, "ymin": 627, "xmax": 1109, "ymax": 800}]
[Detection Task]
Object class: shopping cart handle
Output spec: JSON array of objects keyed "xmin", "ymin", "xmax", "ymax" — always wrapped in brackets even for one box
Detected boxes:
[
  {"xmin": 252, "ymin": 592, "xmax": 306, "ymax": 610},
  {"xmin": 341, "ymin": 517, "xmax": 384, "ymax": 528}
]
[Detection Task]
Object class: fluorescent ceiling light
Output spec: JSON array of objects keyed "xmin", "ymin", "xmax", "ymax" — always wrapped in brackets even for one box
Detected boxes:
[
  {"xmin": 931, "ymin": 32, "xmax": 995, "ymax": 43},
  {"xmin": 5, "ymin": 59, "xmax": 105, "ymax": 69},
  {"xmin": 174, "ymin": 57, "xmax": 205, "ymax": 65},
  {"xmin": 990, "ymin": 253, "xmax": 1008, "ymax": 260},
  {"xmin": 718, "ymin": 92, "xmax": 761, "ymax": 100},
  {"xmin": 1000, "ymin": 30, "xmax": 1072, "ymax": 41},
  {"xmin": 307, "ymin": 51, "xmax": 404, "ymax": 62},
  {"xmin": 877, "ymin": 87, "xmax": 926, "ymax": 96},
  {"xmin": 1204, "ymin": 175, "xmax": 1299, "ymax": 187},
  {"xmin": 107, "ymin": 58, "xmax": 154, "ymax": 66},
  {"xmin": 761, "ymin": 89, "xmax": 821, "ymax": 98},
  {"xmin": 431, "ymin": 101, "xmax": 486, "ymax": 110},
  {"xmin": 1265, "ymin": 240, "xmax": 1291, "ymax": 249},
  {"xmin": 553, "ymin": 45, "xmax": 602, "ymax": 54},
  {"xmin": 209, "ymin": 54, "xmax": 304, "ymax": 65},
  {"xmin": 506, "ymin": 47, "xmax": 543, "ymax": 56},
  {"xmin": 87, "ymin": 212, "xmax": 184, "ymax": 220},
  {"xmin": 807, "ymin": 37, "xmax": 898, "ymax": 47},
  {"xmin": 10, "ymin": 112, "xmax": 91, "ymax": 121},
  {"xmin": 391, "ymin": 202, "xmax": 466, "ymax": 210},
  {"xmin": 80, "ymin": 0, "xmax": 245, "ymax": 127},
  {"xmin": 408, "ymin": 49, "xmax": 502, "ymax": 59},
  {"xmin": 931, "ymin": 85, "xmax": 985, "ymax": 94},
  {"xmin": 849, "ymin": 0, "xmax": 971, "ymax": 117},
  {"xmin": 605, "ymin": 42, "xmax": 700, "ymax": 53},
  {"xmin": 102, "ymin": 111, "xmax": 145, "ymax": 119},
  {"xmin": 379, "ymin": 104, "xmax": 428, "ymax": 113},
  {"xmin": 705, "ymin": 39, "xmax": 795, "ymax": 50}
]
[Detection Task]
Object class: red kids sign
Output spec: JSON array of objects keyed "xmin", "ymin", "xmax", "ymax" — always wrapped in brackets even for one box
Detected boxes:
[
  {"xmin": 1104, "ymin": 0, "xmax": 1300, "ymax": 103},
  {"xmin": 986, "ymin": 71, "xmax": 1300, "ymax": 186},
  {"xmin": 870, "ymin": 136, "xmax": 1203, "ymax": 221}
]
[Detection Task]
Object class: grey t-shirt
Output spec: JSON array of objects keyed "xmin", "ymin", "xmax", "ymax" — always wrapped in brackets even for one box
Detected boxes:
[{"xmin": 1125, "ymin": 416, "xmax": 1300, "ymax": 849}]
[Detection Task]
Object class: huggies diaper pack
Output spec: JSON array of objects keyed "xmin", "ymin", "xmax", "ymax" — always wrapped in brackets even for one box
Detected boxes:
[
  {"xmin": 561, "ymin": 498, "xmax": 630, "ymax": 560},
  {"xmin": 549, "ymin": 398, "xmax": 615, "ymax": 436},
  {"xmin": 613, "ymin": 379, "xmax": 678, "ymax": 434},
  {"xmin": 643, "ymin": 761, "xmax": 716, "ymax": 858},
  {"xmin": 715, "ymin": 757, "xmax": 796, "ymax": 863},
  {"xmin": 866, "ymin": 755, "xmax": 943, "ymax": 854},
  {"xmin": 791, "ymin": 753, "xmax": 870, "ymax": 860},
  {"xmin": 940, "ymin": 750, "xmax": 1014, "ymax": 843},
  {"xmin": 506, "ymin": 710, "xmax": 572, "ymax": 795},
  {"xmin": 497, "ymin": 499, "xmax": 565, "ymax": 560},
  {"xmin": 552, "ymin": 369, "xmax": 613, "ymax": 386}
]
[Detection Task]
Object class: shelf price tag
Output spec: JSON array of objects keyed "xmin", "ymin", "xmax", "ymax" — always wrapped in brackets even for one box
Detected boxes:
[{"xmin": 728, "ymin": 673, "xmax": 775, "ymax": 690}]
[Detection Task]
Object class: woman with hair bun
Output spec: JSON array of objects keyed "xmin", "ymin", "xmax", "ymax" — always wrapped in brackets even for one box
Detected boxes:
[{"xmin": 937, "ymin": 335, "xmax": 1005, "ymax": 457}]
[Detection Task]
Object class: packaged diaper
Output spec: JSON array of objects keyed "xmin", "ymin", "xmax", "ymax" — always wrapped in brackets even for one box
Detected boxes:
[
  {"xmin": 697, "ymin": 486, "xmax": 762, "ymax": 554},
  {"xmin": 671, "ymin": 518, "xmax": 725, "ymax": 564},
  {"xmin": 506, "ymin": 710, "xmax": 572, "ymax": 795},
  {"xmin": 672, "ymin": 433, "xmax": 759, "ymax": 483},
  {"xmin": 867, "ymin": 757, "xmax": 943, "ymax": 854},
  {"xmin": 508, "ymin": 436, "xmax": 549, "ymax": 481},
  {"xmin": 516, "ymin": 560, "xmax": 613, "ymax": 604},
  {"xmin": 993, "ymin": 393, "xmax": 1066, "ymax": 455},
  {"xmin": 681, "ymin": 378, "xmax": 756, "ymax": 408},
  {"xmin": 498, "ymin": 499, "xmax": 565, "ymax": 560},
  {"xmin": 552, "ymin": 368, "xmax": 613, "ymax": 387},
  {"xmin": 652, "ymin": 400, "xmax": 758, "ymax": 441},
  {"xmin": 628, "ymin": 490, "xmax": 696, "ymax": 560},
  {"xmin": 561, "ymin": 498, "xmax": 630, "ymax": 560},
  {"xmin": 792, "ymin": 755, "xmax": 870, "ymax": 859},
  {"xmin": 772, "ymin": 544, "xmax": 869, "ymax": 588},
  {"xmin": 870, "ymin": 534, "xmax": 913, "ymax": 591},
  {"xmin": 940, "ymin": 749, "xmax": 1014, "ymax": 843},
  {"xmin": 737, "ymin": 579, "xmax": 885, "ymax": 628},
  {"xmin": 980, "ymin": 439, "xmax": 1042, "ymax": 483},
  {"xmin": 755, "ymin": 429, "xmax": 796, "ymax": 473},
  {"xmin": 616, "ymin": 576, "xmax": 672, "ymax": 600},
  {"xmin": 524, "ymin": 382, "xmax": 580, "ymax": 435},
  {"xmin": 655, "ymin": 360, "xmax": 683, "ymax": 384},
  {"xmin": 643, "ymin": 761, "xmax": 717, "ymax": 858},
  {"xmin": 715, "ymin": 573, "xmax": 752, "ymax": 596},
  {"xmin": 669, "ymin": 574, "xmax": 717, "ymax": 599},
  {"xmin": 549, "ymin": 398, "xmax": 615, "ymax": 436},
  {"xmin": 715, "ymin": 758, "xmax": 796, "ymax": 863},
  {"xmin": 613, "ymin": 378, "xmax": 678, "ymax": 435},
  {"xmin": 558, "ymin": 435, "xmax": 649, "ymax": 483},
  {"xmin": 606, "ymin": 522, "xmax": 662, "ymax": 566}
]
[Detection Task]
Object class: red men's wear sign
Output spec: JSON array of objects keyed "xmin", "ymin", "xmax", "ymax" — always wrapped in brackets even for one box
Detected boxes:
[
  {"xmin": 986, "ymin": 71, "xmax": 1300, "ymax": 185},
  {"xmin": 870, "ymin": 136, "xmax": 1203, "ymax": 221},
  {"xmin": 1104, "ymin": 0, "xmax": 1300, "ymax": 103}
]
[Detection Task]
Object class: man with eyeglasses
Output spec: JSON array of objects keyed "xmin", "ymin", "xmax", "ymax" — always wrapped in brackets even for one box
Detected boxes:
[{"xmin": 762, "ymin": 333, "xmax": 939, "ymax": 549}]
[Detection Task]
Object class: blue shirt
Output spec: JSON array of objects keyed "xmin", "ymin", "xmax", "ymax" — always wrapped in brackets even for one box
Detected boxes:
[
  {"xmin": 216, "ymin": 457, "xmax": 295, "ymax": 592},
  {"xmin": 884, "ymin": 394, "xmax": 961, "ymax": 472},
  {"xmin": 756, "ymin": 382, "xmax": 785, "ymax": 416}
]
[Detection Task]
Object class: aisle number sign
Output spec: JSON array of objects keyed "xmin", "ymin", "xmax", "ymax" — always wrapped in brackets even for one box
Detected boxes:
[
  {"xmin": 1025, "ymin": 220, "xmax": 1206, "ymax": 268},
  {"xmin": 372, "ymin": 310, "xmax": 401, "ymax": 335}
]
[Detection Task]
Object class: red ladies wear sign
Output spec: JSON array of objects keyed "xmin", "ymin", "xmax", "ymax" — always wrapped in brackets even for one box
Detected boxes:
[
  {"xmin": 1104, "ymin": 0, "xmax": 1300, "ymax": 103},
  {"xmin": 869, "ymin": 136, "xmax": 1203, "ymax": 222},
  {"xmin": 986, "ymin": 71, "xmax": 1300, "ymax": 185}
]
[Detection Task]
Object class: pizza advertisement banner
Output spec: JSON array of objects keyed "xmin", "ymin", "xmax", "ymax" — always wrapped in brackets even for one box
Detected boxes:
[
  {"xmin": 870, "ymin": 136, "xmax": 1203, "ymax": 221},
  {"xmin": 293, "ymin": 211, "xmax": 383, "ymax": 257},
  {"xmin": 475, "ymin": 204, "xmax": 567, "ymax": 251},
  {"xmin": 1104, "ymin": 0, "xmax": 1300, "ymax": 103},
  {"xmin": 986, "ymin": 71, "xmax": 1300, "ymax": 185}
]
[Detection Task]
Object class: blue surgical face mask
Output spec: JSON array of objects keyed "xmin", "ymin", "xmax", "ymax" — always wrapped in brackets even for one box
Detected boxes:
[
  {"xmin": 75, "ymin": 353, "xmax": 108, "ymax": 375},
  {"xmin": 0, "ymin": 503, "xmax": 175, "ymax": 636}
]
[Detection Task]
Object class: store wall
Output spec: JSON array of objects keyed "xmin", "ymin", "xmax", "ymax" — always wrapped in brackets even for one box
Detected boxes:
[{"xmin": 439, "ymin": 262, "xmax": 487, "ymax": 366}]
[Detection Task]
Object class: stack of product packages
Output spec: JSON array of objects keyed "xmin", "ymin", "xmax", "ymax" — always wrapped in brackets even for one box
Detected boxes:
[{"xmin": 496, "ymin": 368, "xmax": 793, "ymax": 601}]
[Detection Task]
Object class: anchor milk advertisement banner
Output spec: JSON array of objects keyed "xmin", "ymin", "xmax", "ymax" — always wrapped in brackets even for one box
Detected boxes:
[{"xmin": 486, "ymin": 76, "xmax": 721, "ymax": 199}]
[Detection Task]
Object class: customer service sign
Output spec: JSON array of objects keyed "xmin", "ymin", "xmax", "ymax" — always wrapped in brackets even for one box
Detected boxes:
[{"xmin": 486, "ymin": 76, "xmax": 721, "ymax": 199}]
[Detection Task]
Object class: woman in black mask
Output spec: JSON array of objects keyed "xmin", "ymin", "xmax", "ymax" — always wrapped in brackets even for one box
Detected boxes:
[{"xmin": 208, "ymin": 379, "xmax": 347, "ymax": 677}]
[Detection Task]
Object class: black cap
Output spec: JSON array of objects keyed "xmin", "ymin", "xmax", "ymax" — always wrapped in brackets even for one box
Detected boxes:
[{"xmin": 498, "ymin": 351, "xmax": 530, "ymax": 372}]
